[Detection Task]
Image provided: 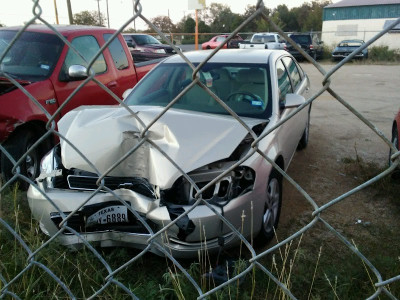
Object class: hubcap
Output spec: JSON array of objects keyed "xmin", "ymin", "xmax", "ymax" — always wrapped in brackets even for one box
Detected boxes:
[
  {"xmin": 263, "ymin": 178, "xmax": 280, "ymax": 234},
  {"xmin": 25, "ymin": 144, "xmax": 38, "ymax": 180}
]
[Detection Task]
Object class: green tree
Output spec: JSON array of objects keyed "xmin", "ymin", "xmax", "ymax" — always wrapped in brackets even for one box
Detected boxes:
[
  {"xmin": 202, "ymin": 3, "xmax": 241, "ymax": 32},
  {"xmin": 241, "ymin": 5, "xmax": 271, "ymax": 33},
  {"xmin": 73, "ymin": 10, "xmax": 105, "ymax": 26},
  {"xmin": 148, "ymin": 16, "xmax": 176, "ymax": 33}
]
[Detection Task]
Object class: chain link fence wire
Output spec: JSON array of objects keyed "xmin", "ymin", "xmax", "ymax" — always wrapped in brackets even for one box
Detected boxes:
[{"xmin": 0, "ymin": 0, "xmax": 399, "ymax": 299}]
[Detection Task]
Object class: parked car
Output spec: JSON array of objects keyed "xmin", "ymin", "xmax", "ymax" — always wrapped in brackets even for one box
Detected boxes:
[
  {"xmin": 239, "ymin": 33, "xmax": 286, "ymax": 50},
  {"xmin": 389, "ymin": 108, "xmax": 400, "ymax": 175},
  {"xmin": 332, "ymin": 39, "xmax": 368, "ymax": 60},
  {"xmin": 28, "ymin": 49, "xmax": 311, "ymax": 258},
  {"xmin": 201, "ymin": 34, "xmax": 243, "ymax": 50},
  {"xmin": 286, "ymin": 33, "xmax": 324, "ymax": 60},
  {"xmin": 123, "ymin": 33, "xmax": 179, "ymax": 62},
  {"xmin": 0, "ymin": 25, "xmax": 158, "ymax": 189}
]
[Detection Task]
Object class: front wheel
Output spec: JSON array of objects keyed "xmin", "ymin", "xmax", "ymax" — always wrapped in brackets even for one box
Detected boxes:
[
  {"xmin": 1, "ymin": 129, "xmax": 44, "ymax": 190},
  {"xmin": 257, "ymin": 169, "xmax": 282, "ymax": 243},
  {"xmin": 389, "ymin": 125, "xmax": 399, "ymax": 178}
]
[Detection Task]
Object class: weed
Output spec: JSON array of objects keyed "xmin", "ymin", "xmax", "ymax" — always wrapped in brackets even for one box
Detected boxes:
[{"xmin": 369, "ymin": 46, "xmax": 400, "ymax": 62}]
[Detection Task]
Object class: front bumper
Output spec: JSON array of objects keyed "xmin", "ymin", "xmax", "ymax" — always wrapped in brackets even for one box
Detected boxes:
[
  {"xmin": 28, "ymin": 181, "xmax": 261, "ymax": 258},
  {"xmin": 332, "ymin": 52, "xmax": 366, "ymax": 58}
]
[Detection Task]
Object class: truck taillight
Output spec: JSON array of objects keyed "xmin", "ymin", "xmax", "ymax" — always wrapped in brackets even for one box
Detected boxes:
[{"xmin": 309, "ymin": 44, "xmax": 314, "ymax": 50}]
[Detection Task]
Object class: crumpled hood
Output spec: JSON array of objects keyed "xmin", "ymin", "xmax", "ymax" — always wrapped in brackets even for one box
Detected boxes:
[{"xmin": 58, "ymin": 106, "xmax": 262, "ymax": 188}]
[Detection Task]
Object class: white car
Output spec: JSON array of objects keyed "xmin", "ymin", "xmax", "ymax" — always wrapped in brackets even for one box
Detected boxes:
[{"xmin": 28, "ymin": 49, "xmax": 311, "ymax": 258}]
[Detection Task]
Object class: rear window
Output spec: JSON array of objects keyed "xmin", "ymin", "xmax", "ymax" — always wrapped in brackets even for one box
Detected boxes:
[
  {"xmin": 290, "ymin": 35, "xmax": 312, "ymax": 44},
  {"xmin": 252, "ymin": 35, "xmax": 276, "ymax": 43}
]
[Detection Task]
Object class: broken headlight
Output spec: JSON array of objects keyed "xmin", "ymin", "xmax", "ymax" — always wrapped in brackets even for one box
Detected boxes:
[
  {"xmin": 40, "ymin": 145, "xmax": 62, "ymax": 188},
  {"xmin": 163, "ymin": 162, "xmax": 255, "ymax": 206}
]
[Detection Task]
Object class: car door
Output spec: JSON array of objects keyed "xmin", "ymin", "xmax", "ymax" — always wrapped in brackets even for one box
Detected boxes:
[
  {"xmin": 52, "ymin": 33, "xmax": 119, "ymax": 116},
  {"xmin": 276, "ymin": 56, "xmax": 309, "ymax": 164}
]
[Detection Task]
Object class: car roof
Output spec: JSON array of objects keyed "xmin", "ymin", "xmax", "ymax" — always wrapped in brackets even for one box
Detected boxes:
[
  {"xmin": 340, "ymin": 39, "xmax": 364, "ymax": 43},
  {"xmin": 122, "ymin": 33, "xmax": 151, "ymax": 36},
  {"xmin": 0, "ymin": 25, "xmax": 116, "ymax": 36},
  {"xmin": 164, "ymin": 49, "xmax": 287, "ymax": 64}
]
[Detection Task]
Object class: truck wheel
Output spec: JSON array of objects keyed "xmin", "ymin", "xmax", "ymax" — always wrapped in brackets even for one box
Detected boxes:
[{"xmin": 1, "ymin": 129, "xmax": 43, "ymax": 190}]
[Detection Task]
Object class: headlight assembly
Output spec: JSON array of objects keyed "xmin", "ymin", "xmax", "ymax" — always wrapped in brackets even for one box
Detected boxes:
[{"xmin": 39, "ymin": 145, "xmax": 62, "ymax": 188}]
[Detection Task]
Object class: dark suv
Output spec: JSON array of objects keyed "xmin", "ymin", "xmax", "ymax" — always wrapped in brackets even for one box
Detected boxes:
[{"xmin": 286, "ymin": 33, "xmax": 323, "ymax": 60}]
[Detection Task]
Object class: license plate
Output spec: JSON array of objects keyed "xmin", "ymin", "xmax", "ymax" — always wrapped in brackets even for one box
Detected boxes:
[{"xmin": 86, "ymin": 205, "xmax": 128, "ymax": 226}]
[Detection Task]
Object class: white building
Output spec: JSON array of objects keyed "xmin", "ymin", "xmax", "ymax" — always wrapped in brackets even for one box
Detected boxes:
[{"xmin": 321, "ymin": 0, "xmax": 400, "ymax": 49}]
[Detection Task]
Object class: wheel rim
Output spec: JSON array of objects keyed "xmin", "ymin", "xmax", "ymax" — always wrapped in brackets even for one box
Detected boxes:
[
  {"xmin": 25, "ymin": 143, "xmax": 38, "ymax": 180},
  {"xmin": 263, "ymin": 178, "xmax": 280, "ymax": 234}
]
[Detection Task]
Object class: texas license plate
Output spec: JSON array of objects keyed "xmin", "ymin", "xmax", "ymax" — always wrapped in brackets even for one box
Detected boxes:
[{"xmin": 86, "ymin": 205, "xmax": 128, "ymax": 226}]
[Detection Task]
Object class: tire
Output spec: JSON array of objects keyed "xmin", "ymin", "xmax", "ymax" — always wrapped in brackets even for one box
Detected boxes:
[
  {"xmin": 1, "ymin": 129, "xmax": 44, "ymax": 190},
  {"xmin": 389, "ymin": 125, "xmax": 399, "ymax": 166},
  {"xmin": 206, "ymin": 46, "xmax": 211, "ymax": 49},
  {"xmin": 257, "ymin": 169, "xmax": 282, "ymax": 243},
  {"xmin": 297, "ymin": 110, "xmax": 310, "ymax": 150}
]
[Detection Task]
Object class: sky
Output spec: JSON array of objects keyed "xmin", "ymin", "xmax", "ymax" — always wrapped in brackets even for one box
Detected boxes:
[{"xmin": 0, "ymin": 0, "xmax": 336, "ymax": 30}]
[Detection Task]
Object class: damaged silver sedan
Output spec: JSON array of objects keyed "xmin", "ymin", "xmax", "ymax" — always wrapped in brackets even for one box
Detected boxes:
[{"xmin": 28, "ymin": 49, "xmax": 311, "ymax": 258}]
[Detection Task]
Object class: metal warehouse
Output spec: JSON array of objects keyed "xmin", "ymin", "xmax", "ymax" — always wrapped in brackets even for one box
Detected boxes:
[{"xmin": 321, "ymin": 0, "xmax": 400, "ymax": 49}]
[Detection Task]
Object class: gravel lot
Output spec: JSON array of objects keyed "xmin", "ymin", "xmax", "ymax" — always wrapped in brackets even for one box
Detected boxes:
[{"xmin": 279, "ymin": 62, "xmax": 400, "ymax": 239}]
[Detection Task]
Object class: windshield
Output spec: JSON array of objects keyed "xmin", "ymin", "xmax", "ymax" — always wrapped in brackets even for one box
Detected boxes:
[
  {"xmin": 339, "ymin": 41, "xmax": 363, "ymax": 47},
  {"xmin": 132, "ymin": 34, "xmax": 161, "ymax": 45},
  {"xmin": 125, "ymin": 62, "xmax": 272, "ymax": 119},
  {"xmin": 0, "ymin": 30, "xmax": 64, "ymax": 81}
]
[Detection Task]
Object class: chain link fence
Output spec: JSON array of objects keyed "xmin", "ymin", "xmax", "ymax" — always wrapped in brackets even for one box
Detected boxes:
[{"xmin": 1, "ymin": 0, "xmax": 400, "ymax": 299}]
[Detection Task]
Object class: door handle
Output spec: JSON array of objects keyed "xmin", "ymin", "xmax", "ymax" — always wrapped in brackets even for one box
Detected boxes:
[{"xmin": 106, "ymin": 81, "xmax": 118, "ymax": 89}]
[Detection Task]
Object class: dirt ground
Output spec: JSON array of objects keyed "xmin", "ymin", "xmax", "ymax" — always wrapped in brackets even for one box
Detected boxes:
[{"xmin": 278, "ymin": 62, "xmax": 400, "ymax": 243}]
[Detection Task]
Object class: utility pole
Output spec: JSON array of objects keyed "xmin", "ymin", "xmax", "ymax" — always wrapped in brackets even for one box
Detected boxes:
[
  {"xmin": 106, "ymin": 0, "xmax": 110, "ymax": 28},
  {"xmin": 53, "ymin": 0, "xmax": 59, "ymax": 24},
  {"xmin": 95, "ymin": 0, "xmax": 102, "ymax": 26},
  {"xmin": 132, "ymin": 0, "xmax": 136, "ymax": 31},
  {"xmin": 66, "ymin": 0, "xmax": 73, "ymax": 24}
]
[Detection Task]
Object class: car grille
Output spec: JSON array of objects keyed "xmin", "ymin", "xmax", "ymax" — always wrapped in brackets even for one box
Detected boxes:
[{"xmin": 67, "ymin": 175, "xmax": 155, "ymax": 197}]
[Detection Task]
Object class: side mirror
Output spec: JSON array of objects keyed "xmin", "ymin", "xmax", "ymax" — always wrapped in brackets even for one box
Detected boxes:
[
  {"xmin": 122, "ymin": 88, "xmax": 133, "ymax": 99},
  {"xmin": 284, "ymin": 93, "xmax": 305, "ymax": 108},
  {"xmin": 68, "ymin": 65, "xmax": 88, "ymax": 80}
]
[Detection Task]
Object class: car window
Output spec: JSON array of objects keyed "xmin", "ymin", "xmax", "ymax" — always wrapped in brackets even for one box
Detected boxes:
[
  {"xmin": 104, "ymin": 33, "xmax": 129, "ymax": 70},
  {"xmin": 282, "ymin": 56, "xmax": 301, "ymax": 91},
  {"xmin": 290, "ymin": 35, "xmax": 311, "ymax": 44},
  {"xmin": 132, "ymin": 34, "xmax": 161, "ymax": 45},
  {"xmin": 216, "ymin": 37, "xmax": 226, "ymax": 42},
  {"xmin": 276, "ymin": 59, "xmax": 292, "ymax": 106},
  {"xmin": 125, "ymin": 62, "xmax": 272, "ymax": 119},
  {"xmin": 63, "ymin": 35, "xmax": 107, "ymax": 75},
  {"xmin": 0, "ymin": 30, "xmax": 64, "ymax": 81},
  {"xmin": 253, "ymin": 35, "xmax": 275, "ymax": 43}
]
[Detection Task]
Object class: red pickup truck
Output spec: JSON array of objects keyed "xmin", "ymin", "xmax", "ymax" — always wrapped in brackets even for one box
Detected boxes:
[{"xmin": 0, "ymin": 25, "xmax": 157, "ymax": 188}]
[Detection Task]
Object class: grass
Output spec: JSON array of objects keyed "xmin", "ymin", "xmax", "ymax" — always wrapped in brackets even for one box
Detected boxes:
[{"xmin": 1, "ymin": 166, "xmax": 400, "ymax": 299}]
